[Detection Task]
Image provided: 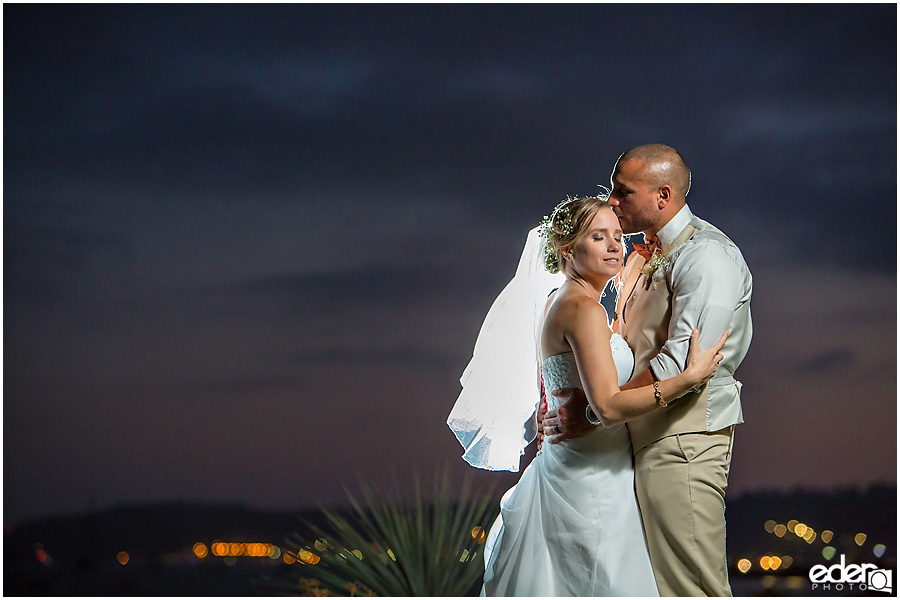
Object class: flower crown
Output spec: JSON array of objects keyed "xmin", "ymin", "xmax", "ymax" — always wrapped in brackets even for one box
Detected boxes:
[
  {"xmin": 538, "ymin": 191, "xmax": 609, "ymax": 239},
  {"xmin": 538, "ymin": 195, "xmax": 580, "ymax": 239},
  {"xmin": 538, "ymin": 191, "xmax": 609, "ymax": 273}
]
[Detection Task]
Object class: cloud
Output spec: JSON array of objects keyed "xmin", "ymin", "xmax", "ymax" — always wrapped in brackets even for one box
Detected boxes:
[{"xmin": 793, "ymin": 348, "xmax": 856, "ymax": 375}]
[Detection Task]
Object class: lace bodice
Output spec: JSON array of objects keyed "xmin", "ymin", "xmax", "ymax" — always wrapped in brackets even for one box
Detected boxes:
[{"xmin": 541, "ymin": 332, "xmax": 634, "ymax": 411}]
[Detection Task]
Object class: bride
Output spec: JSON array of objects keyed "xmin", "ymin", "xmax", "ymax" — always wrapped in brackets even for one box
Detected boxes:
[{"xmin": 449, "ymin": 195, "xmax": 726, "ymax": 596}]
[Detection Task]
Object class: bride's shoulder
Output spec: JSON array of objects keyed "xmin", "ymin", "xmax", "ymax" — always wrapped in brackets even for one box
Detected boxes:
[{"xmin": 553, "ymin": 291, "xmax": 610, "ymax": 326}]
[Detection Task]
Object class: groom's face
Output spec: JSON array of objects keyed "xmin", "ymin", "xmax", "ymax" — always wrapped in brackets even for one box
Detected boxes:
[{"xmin": 608, "ymin": 158, "xmax": 660, "ymax": 235}]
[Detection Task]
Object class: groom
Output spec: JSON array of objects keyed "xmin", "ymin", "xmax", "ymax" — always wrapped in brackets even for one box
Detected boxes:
[{"xmin": 542, "ymin": 144, "xmax": 752, "ymax": 596}]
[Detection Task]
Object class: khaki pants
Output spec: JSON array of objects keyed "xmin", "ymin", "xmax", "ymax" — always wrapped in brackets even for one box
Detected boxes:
[{"xmin": 634, "ymin": 427, "xmax": 734, "ymax": 597}]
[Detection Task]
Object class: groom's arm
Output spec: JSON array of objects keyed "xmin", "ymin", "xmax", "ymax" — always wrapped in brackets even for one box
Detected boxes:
[{"xmin": 650, "ymin": 238, "xmax": 746, "ymax": 384}]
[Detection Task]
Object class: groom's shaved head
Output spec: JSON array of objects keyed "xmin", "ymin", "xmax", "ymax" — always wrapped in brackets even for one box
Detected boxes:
[{"xmin": 618, "ymin": 144, "xmax": 691, "ymax": 200}]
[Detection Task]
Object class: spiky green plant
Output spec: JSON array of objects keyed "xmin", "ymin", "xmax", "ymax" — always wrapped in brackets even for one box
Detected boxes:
[{"xmin": 287, "ymin": 469, "xmax": 498, "ymax": 596}]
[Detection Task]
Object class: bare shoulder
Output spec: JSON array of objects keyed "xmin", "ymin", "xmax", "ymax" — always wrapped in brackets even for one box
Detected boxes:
[{"xmin": 555, "ymin": 293, "xmax": 611, "ymax": 334}]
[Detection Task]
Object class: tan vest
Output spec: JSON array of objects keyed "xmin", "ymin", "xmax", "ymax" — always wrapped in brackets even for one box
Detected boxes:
[{"xmin": 616, "ymin": 222, "xmax": 751, "ymax": 452}]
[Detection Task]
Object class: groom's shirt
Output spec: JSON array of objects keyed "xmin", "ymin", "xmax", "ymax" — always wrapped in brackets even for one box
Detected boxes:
[{"xmin": 618, "ymin": 204, "xmax": 753, "ymax": 451}]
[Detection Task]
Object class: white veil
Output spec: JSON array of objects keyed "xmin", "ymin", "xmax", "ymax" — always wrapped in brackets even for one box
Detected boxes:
[{"xmin": 446, "ymin": 226, "xmax": 565, "ymax": 471}]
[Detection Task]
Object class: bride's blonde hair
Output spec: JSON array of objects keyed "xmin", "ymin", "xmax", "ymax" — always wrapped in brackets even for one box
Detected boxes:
[{"xmin": 542, "ymin": 193, "xmax": 612, "ymax": 274}]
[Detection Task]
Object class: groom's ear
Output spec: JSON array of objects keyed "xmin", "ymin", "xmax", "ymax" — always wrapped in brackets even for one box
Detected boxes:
[{"xmin": 656, "ymin": 184, "xmax": 672, "ymax": 209}]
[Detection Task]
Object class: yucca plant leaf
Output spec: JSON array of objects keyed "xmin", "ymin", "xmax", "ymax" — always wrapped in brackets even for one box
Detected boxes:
[{"xmin": 286, "ymin": 467, "xmax": 498, "ymax": 596}]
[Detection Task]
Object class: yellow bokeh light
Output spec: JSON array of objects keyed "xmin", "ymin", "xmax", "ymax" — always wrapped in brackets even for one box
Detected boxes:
[
  {"xmin": 471, "ymin": 526, "xmax": 487, "ymax": 544},
  {"xmin": 804, "ymin": 530, "xmax": 817, "ymax": 544},
  {"xmin": 737, "ymin": 558, "xmax": 752, "ymax": 573},
  {"xmin": 786, "ymin": 520, "xmax": 799, "ymax": 533},
  {"xmin": 459, "ymin": 549, "xmax": 470, "ymax": 562},
  {"xmin": 116, "ymin": 551, "xmax": 129, "ymax": 565},
  {"xmin": 387, "ymin": 548, "xmax": 397, "ymax": 561},
  {"xmin": 773, "ymin": 524, "xmax": 787, "ymax": 538},
  {"xmin": 781, "ymin": 555, "xmax": 793, "ymax": 568},
  {"xmin": 764, "ymin": 520, "xmax": 776, "ymax": 533},
  {"xmin": 351, "ymin": 549, "xmax": 363, "ymax": 560},
  {"xmin": 760, "ymin": 556, "xmax": 771, "ymax": 570},
  {"xmin": 314, "ymin": 538, "xmax": 328, "ymax": 552},
  {"xmin": 193, "ymin": 542, "xmax": 208, "ymax": 559},
  {"xmin": 794, "ymin": 523, "xmax": 808, "ymax": 537},
  {"xmin": 770, "ymin": 556, "xmax": 783, "ymax": 570},
  {"xmin": 284, "ymin": 552, "xmax": 297, "ymax": 564},
  {"xmin": 821, "ymin": 530, "xmax": 833, "ymax": 543},
  {"xmin": 855, "ymin": 533, "xmax": 867, "ymax": 546}
]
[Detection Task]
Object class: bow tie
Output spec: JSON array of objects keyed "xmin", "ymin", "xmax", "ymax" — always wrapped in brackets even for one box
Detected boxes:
[{"xmin": 632, "ymin": 235, "xmax": 661, "ymax": 261}]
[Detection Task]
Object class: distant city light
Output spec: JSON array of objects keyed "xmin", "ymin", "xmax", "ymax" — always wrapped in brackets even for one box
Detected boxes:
[
  {"xmin": 769, "ymin": 556, "xmax": 783, "ymax": 570},
  {"xmin": 471, "ymin": 526, "xmax": 487, "ymax": 544},
  {"xmin": 873, "ymin": 544, "xmax": 886, "ymax": 558},
  {"xmin": 786, "ymin": 520, "xmax": 799, "ymax": 533},
  {"xmin": 804, "ymin": 530, "xmax": 817, "ymax": 544},
  {"xmin": 193, "ymin": 542, "xmax": 208, "ymax": 559},
  {"xmin": 855, "ymin": 533, "xmax": 867, "ymax": 546},
  {"xmin": 821, "ymin": 530, "xmax": 833, "ymax": 543},
  {"xmin": 209, "ymin": 541, "xmax": 279, "ymax": 558},
  {"xmin": 764, "ymin": 520, "xmax": 776, "ymax": 533},
  {"xmin": 785, "ymin": 576, "xmax": 806, "ymax": 590},
  {"xmin": 773, "ymin": 524, "xmax": 787, "ymax": 537},
  {"xmin": 781, "ymin": 555, "xmax": 793, "ymax": 568},
  {"xmin": 116, "ymin": 551, "xmax": 130, "ymax": 565},
  {"xmin": 794, "ymin": 523, "xmax": 808, "ymax": 537},
  {"xmin": 760, "ymin": 556, "xmax": 772, "ymax": 570},
  {"xmin": 737, "ymin": 558, "xmax": 752, "ymax": 573}
]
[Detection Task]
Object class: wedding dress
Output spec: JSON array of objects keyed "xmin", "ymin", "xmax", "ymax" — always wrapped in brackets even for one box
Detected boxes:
[{"xmin": 481, "ymin": 331, "xmax": 659, "ymax": 597}]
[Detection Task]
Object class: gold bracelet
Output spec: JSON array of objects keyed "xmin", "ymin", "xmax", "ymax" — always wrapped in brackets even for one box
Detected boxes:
[{"xmin": 654, "ymin": 381, "xmax": 668, "ymax": 407}]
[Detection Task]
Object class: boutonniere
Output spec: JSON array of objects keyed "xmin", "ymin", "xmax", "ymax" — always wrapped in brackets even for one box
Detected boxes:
[{"xmin": 639, "ymin": 251, "xmax": 670, "ymax": 288}]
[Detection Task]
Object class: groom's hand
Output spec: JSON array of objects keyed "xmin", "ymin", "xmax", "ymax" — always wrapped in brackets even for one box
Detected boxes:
[
  {"xmin": 536, "ymin": 399, "xmax": 547, "ymax": 450},
  {"xmin": 544, "ymin": 388, "xmax": 596, "ymax": 444}
]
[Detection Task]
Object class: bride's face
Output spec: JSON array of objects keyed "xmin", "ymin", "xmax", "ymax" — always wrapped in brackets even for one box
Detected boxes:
[{"xmin": 567, "ymin": 208, "xmax": 624, "ymax": 280}]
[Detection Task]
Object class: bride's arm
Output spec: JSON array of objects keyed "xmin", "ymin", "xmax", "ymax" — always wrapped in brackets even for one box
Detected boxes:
[{"xmin": 566, "ymin": 299, "xmax": 725, "ymax": 428}]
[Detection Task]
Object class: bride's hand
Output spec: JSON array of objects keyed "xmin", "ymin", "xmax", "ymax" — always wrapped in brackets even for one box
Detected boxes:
[{"xmin": 683, "ymin": 329, "xmax": 728, "ymax": 388}]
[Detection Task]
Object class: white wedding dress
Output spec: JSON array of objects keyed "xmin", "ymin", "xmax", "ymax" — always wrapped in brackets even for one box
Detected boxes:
[{"xmin": 481, "ymin": 332, "xmax": 659, "ymax": 597}]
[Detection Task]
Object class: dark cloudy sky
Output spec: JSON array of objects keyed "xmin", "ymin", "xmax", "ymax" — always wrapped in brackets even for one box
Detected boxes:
[{"xmin": 4, "ymin": 4, "xmax": 896, "ymax": 526}]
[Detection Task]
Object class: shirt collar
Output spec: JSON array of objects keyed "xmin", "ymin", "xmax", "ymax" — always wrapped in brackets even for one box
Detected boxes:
[{"xmin": 655, "ymin": 204, "xmax": 693, "ymax": 252}]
